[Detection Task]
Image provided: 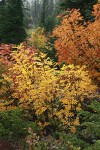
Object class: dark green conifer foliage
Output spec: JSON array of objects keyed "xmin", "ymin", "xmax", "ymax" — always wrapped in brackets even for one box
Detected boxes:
[
  {"xmin": 39, "ymin": 0, "xmax": 55, "ymax": 32},
  {"xmin": 0, "ymin": 0, "xmax": 6, "ymax": 42},
  {"xmin": 78, "ymin": 98, "xmax": 100, "ymax": 146},
  {"xmin": 60, "ymin": 0, "xmax": 98, "ymax": 21},
  {"xmin": 0, "ymin": 0, "xmax": 26, "ymax": 44}
]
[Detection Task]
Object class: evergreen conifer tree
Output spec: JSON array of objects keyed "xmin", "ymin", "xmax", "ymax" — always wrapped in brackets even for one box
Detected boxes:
[
  {"xmin": 40, "ymin": 0, "xmax": 56, "ymax": 32},
  {"xmin": 0, "ymin": 0, "xmax": 26, "ymax": 44}
]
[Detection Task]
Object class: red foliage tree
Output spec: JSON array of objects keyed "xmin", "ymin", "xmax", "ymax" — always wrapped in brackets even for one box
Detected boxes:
[{"xmin": 53, "ymin": 4, "xmax": 100, "ymax": 85}]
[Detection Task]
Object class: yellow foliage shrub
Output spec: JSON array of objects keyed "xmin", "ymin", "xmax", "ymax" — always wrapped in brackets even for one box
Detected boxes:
[
  {"xmin": 28, "ymin": 27, "xmax": 47, "ymax": 50},
  {"xmin": 9, "ymin": 44, "xmax": 96, "ymax": 131}
]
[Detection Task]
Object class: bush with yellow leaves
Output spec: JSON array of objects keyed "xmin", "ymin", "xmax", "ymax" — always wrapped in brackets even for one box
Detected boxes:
[
  {"xmin": 9, "ymin": 44, "xmax": 96, "ymax": 132},
  {"xmin": 28, "ymin": 27, "xmax": 47, "ymax": 50}
]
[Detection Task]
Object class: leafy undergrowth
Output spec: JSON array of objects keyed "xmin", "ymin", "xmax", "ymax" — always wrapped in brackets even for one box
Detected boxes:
[{"xmin": 0, "ymin": 3, "xmax": 100, "ymax": 150}]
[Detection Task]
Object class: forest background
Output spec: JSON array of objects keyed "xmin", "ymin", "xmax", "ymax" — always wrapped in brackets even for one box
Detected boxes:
[{"xmin": 0, "ymin": 0, "xmax": 100, "ymax": 150}]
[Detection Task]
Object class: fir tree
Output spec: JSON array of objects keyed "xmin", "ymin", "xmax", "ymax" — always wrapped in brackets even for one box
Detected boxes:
[{"xmin": 0, "ymin": 0, "xmax": 26, "ymax": 44}]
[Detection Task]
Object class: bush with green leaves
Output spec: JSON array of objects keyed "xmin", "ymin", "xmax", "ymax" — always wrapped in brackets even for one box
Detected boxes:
[{"xmin": 26, "ymin": 134, "xmax": 81, "ymax": 150}]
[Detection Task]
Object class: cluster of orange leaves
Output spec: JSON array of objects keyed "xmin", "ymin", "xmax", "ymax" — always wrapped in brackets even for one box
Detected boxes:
[
  {"xmin": 0, "ymin": 44, "xmax": 14, "ymax": 65},
  {"xmin": 53, "ymin": 4, "xmax": 100, "ymax": 85},
  {"xmin": 0, "ymin": 44, "xmax": 14, "ymax": 111}
]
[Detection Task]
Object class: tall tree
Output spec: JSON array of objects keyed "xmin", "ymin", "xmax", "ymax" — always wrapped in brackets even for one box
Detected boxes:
[
  {"xmin": 0, "ymin": 0, "xmax": 26, "ymax": 44},
  {"xmin": 53, "ymin": 3, "xmax": 100, "ymax": 85},
  {"xmin": 39, "ymin": 0, "xmax": 56, "ymax": 32},
  {"xmin": 30, "ymin": 0, "xmax": 41, "ymax": 27},
  {"xmin": 23, "ymin": 0, "xmax": 32, "ymax": 28},
  {"xmin": 40, "ymin": 0, "xmax": 48, "ymax": 28},
  {"xmin": 0, "ymin": 0, "xmax": 6, "ymax": 42}
]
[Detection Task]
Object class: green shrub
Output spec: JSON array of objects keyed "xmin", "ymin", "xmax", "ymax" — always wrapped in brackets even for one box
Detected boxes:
[
  {"xmin": 84, "ymin": 140, "xmax": 100, "ymax": 150},
  {"xmin": 0, "ymin": 109, "xmax": 38, "ymax": 149},
  {"xmin": 27, "ymin": 135, "xmax": 81, "ymax": 150}
]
